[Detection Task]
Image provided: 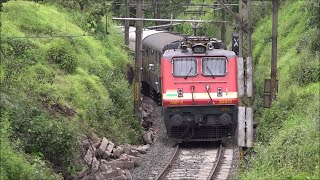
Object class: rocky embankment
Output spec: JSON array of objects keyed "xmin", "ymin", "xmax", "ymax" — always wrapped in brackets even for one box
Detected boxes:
[{"xmin": 76, "ymin": 100, "xmax": 156, "ymax": 180}]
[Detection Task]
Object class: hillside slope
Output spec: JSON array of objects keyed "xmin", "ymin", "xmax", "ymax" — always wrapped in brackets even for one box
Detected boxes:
[
  {"xmin": 241, "ymin": 1, "xmax": 319, "ymax": 179},
  {"xmin": 0, "ymin": 1, "xmax": 141, "ymax": 178}
]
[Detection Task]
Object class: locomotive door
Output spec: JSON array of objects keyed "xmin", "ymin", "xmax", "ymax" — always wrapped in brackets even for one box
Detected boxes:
[{"xmin": 149, "ymin": 50, "xmax": 160, "ymax": 93}]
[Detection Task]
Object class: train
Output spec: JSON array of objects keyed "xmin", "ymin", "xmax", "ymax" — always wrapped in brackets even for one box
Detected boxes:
[{"xmin": 128, "ymin": 28, "xmax": 238, "ymax": 141}]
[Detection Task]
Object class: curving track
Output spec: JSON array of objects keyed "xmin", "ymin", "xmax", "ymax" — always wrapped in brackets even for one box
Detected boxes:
[{"xmin": 155, "ymin": 143, "xmax": 233, "ymax": 180}]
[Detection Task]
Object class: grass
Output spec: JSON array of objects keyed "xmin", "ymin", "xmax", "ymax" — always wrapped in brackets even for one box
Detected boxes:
[
  {"xmin": 240, "ymin": 1, "xmax": 320, "ymax": 179},
  {"xmin": 1, "ymin": 1, "xmax": 142, "ymax": 177}
]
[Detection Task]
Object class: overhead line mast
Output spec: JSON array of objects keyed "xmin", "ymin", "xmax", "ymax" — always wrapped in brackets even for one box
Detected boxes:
[
  {"xmin": 270, "ymin": 0, "xmax": 279, "ymax": 104},
  {"xmin": 125, "ymin": 0, "xmax": 130, "ymax": 46},
  {"xmin": 134, "ymin": 0, "xmax": 143, "ymax": 115}
]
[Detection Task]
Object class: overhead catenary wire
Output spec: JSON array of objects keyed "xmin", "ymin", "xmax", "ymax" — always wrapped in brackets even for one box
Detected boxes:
[
  {"xmin": 0, "ymin": 28, "xmax": 171, "ymax": 40},
  {"xmin": 1, "ymin": 34, "xmax": 103, "ymax": 39},
  {"xmin": 113, "ymin": 17, "xmax": 228, "ymax": 23}
]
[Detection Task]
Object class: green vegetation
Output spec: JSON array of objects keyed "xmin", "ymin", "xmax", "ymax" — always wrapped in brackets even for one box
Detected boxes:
[
  {"xmin": 172, "ymin": 0, "xmax": 270, "ymax": 47},
  {"xmin": 173, "ymin": 0, "xmax": 319, "ymax": 178},
  {"xmin": 173, "ymin": 0, "xmax": 235, "ymax": 44},
  {"xmin": 241, "ymin": 1, "xmax": 320, "ymax": 179},
  {"xmin": 1, "ymin": 1, "xmax": 142, "ymax": 178}
]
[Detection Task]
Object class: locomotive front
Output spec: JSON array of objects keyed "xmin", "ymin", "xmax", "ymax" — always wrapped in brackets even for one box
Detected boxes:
[{"xmin": 161, "ymin": 37, "xmax": 238, "ymax": 141}]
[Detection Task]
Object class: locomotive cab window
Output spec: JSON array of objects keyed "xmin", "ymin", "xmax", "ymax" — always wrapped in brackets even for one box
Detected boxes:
[
  {"xmin": 202, "ymin": 57, "xmax": 227, "ymax": 76},
  {"xmin": 172, "ymin": 58, "xmax": 197, "ymax": 77}
]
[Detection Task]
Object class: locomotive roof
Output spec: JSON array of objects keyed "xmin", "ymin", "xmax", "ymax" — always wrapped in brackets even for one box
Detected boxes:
[{"xmin": 142, "ymin": 32, "xmax": 184, "ymax": 52}]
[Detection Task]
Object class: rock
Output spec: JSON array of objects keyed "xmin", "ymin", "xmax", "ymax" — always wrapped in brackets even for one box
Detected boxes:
[
  {"xmin": 102, "ymin": 150, "xmax": 111, "ymax": 159},
  {"xmin": 116, "ymin": 167, "xmax": 122, "ymax": 175},
  {"xmin": 111, "ymin": 175, "xmax": 127, "ymax": 180},
  {"xmin": 141, "ymin": 102, "xmax": 154, "ymax": 113},
  {"xmin": 84, "ymin": 146, "xmax": 96, "ymax": 164},
  {"xmin": 106, "ymin": 160, "xmax": 125, "ymax": 169},
  {"xmin": 100, "ymin": 159, "xmax": 108, "ymax": 165},
  {"xmin": 101, "ymin": 169, "xmax": 119, "ymax": 179},
  {"xmin": 141, "ymin": 119, "xmax": 153, "ymax": 129},
  {"xmin": 82, "ymin": 175, "xmax": 93, "ymax": 180},
  {"xmin": 94, "ymin": 172, "xmax": 104, "ymax": 180},
  {"xmin": 119, "ymin": 154, "xmax": 130, "ymax": 161},
  {"xmin": 128, "ymin": 149, "xmax": 139, "ymax": 157},
  {"xmin": 100, "ymin": 163, "xmax": 112, "ymax": 172},
  {"xmin": 125, "ymin": 169, "xmax": 133, "ymax": 180},
  {"xmin": 132, "ymin": 144, "xmax": 150, "ymax": 154},
  {"xmin": 122, "ymin": 160, "xmax": 135, "ymax": 169},
  {"xmin": 82, "ymin": 139, "xmax": 91, "ymax": 150},
  {"xmin": 142, "ymin": 110, "xmax": 149, "ymax": 118},
  {"xmin": 123, "ymin": 144, "xmax": 132, "ymax": 155},
  {"xmin": 121, "ymin": 174, "xmax": 129, "ymax": 180},
  {"xmin": 141, "ymin": 144, "xmax": 150, "ymax": 150},
  {"xmin": 76, "ymin": 168, "xmax": 90, "ymax": 179},
  {"xmin": 113, "ymin": 145, "xmax": 124, "ymax": 158},
  {"xmin": 106, "ymin": 141, "xmax": 115, "ymax": 153},
  {"xmin": 96, "ymin": 137, "xmax": 109, "ymax": 156},
  {"xmin": 119, "ymin": 154, "xmax": 140, "ymax": 165},
  {"xmin": 143, "ymin": 131, "xmax": 154, "ymax": 144},
  {"xmin": 127, "ymin": 155, "xmax": 141, "ymax": 166},
  {"xmin": 93, "ymin": 142, "xmax": 101, "ymax": 149},
  {"xmin": 92, "ymin": 157, "xmax": 100, "ymax": 172},
  {"xmin": 106, "ymin": 160, "xmax": 134, "ymax": 169},
  {"xmin": 122, "ymin": 145, "xmax": 140, "ymax": 157}
]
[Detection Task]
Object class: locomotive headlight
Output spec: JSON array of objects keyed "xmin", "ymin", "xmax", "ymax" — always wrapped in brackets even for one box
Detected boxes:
[
  {"xmin": 181, "ymin": 42, "xmax": 188, "ymax": 52},
  {"xmin": 171, "ymin": 114, "xmax": 183, "ymax": 126},
  {"xmin": 177, "ymin": 88, "xmax": 183, "ymax": 97},
  {"xmin": 217, "ymin": 87, "xmax": 222, "ymax": 97},
  {"xmin": 192, "ymin": 44, "xmax": 207, "ymax": 54},
  {"xmin": 219, "ymin": 113, "xmax": 232, "ymax": 125},
  {"xmin": 207, "ymin": 42, "xmax": 214, "ymax": 50}
]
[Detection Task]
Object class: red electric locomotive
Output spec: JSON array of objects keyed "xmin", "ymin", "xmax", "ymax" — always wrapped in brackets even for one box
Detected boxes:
[{"xmin": 141, "ymin": 32, "xmax": 238, "ymax": 141}]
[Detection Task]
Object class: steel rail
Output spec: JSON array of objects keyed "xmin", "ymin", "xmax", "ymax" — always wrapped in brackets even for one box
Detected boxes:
[
  {"xmin": 154, "ymin": 145, "xmax": 180, "ymax": 180},
  {"xmin": 208, "ymin": 144, "xmax": 224, "ymax": 180}
]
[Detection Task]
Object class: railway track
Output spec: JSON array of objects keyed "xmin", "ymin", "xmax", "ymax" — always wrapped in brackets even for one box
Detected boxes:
[{"xmin": 155, "ymin": 143, "xmax": 233, "ymax": 180}]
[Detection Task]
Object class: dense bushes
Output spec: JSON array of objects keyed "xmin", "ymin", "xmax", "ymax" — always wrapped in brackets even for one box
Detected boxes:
[
  {"xmin": 1, "ymin": 1, "xmax": 142, "ymax": 178},
  {"xmin": 241, "ymin": 1, "xmax": 320, "ymax": 179},
  {"xmin": 0, "ymin": 92, "xmax": 80, "ymax": 177},
  {"xmin": 47, "ymin": 39, "xmax": 78, "ymax": 73},
  {"xmin": 243, "ymin": 84, "xmax": 320, "ymax": 179},
  {"xmin": 0, "ymin": 108, "xmax": 63, "ymax": 180},
  {"xmin": 291, "ymin": 51, "xmax": 320, "ymax": 86}
]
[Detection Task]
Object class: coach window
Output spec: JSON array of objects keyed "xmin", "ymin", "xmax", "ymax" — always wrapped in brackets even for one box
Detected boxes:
[
  {"xmin": 172, "ymin": 57, "xmax": 197, "ymax": 77},
  {"xmin": 202, "ymin": 57, "xmax": 227, "ymax": 76}
]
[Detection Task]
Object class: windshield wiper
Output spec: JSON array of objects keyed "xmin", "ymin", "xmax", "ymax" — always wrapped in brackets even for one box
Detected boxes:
[
  {"xmin": 184, "ymin": 67, "xmax": 193, "ymax": 79},
  {"xmin": 206, "ymin": 65, "xmax": 215, "ymax": 79},
  {"xmin": 191, "ymin": 86, "xmax": 195, "ymax": 105},
  {"xmin": 206, "ymin": 85, "xmax": 213, "ymax": 104}
]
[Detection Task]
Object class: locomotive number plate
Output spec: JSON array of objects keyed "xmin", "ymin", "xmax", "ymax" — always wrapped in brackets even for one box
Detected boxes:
[
  {"xmin": 219, "ymin": 99, "xmax": 232, "ymax": 104},
  {"xmin": 169, "ymin": 100, "xmax": 183, "ymax": 105}
]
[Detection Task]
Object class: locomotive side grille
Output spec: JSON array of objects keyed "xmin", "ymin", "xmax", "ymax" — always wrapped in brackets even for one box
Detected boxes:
[{"xmin": 170, "ymin": 126, "xmax": 229, "ymax": 140}]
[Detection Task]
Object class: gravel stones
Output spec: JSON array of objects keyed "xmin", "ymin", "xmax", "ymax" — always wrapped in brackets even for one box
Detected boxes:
[{"xmin": 130, "ymin": 97, "xmax": 177, "ymax": 180}]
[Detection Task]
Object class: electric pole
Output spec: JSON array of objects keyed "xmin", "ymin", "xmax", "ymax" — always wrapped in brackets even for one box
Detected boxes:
[
  {"xmin": 270, "ymin": 0, "xmax": 278, "ymax": 103},
  {"xmin": 125, "ymin": 0, "xmax": 130, "ymax": 46},
  {"xmin": 220, "ymin": 0, "xmax": 226, "ymax": 43},
  {"xmin": 155, "ymin": 0, "xmax": 161, "ymax": 25},
  {"xmin": 134, "ymin": 0, "xmax": 143, "ymax": 115}
]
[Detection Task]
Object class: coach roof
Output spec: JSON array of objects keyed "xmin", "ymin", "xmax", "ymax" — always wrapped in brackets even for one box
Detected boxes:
[{"xmin": 142, "ymin": 32, "xmax": 184, "ymax": 52}]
